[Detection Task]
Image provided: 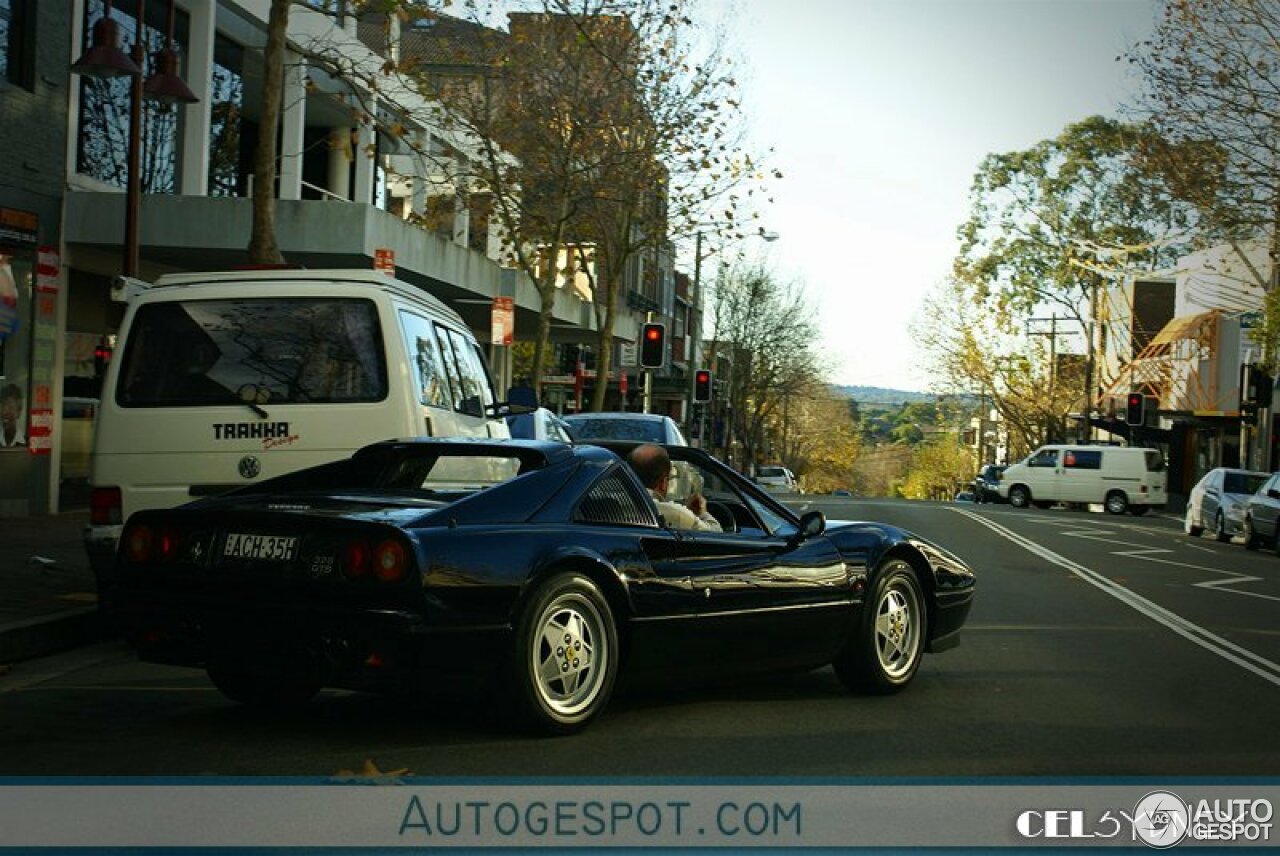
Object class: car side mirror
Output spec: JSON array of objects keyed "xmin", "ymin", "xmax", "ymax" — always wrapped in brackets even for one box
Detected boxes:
[{"xmin": 792, "ymin": 510, "xmax": 825, "ymax": 543}]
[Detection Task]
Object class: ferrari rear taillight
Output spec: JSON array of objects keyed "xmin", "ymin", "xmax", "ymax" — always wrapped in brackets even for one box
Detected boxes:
[
  {"xmin": 124, "ymin": 524, "xmax": 154, "ymax": 563},
  {"xmin": 123, "ymin": 523, "xmax": 184, "ymax": 564},
  {"xmin": 374, "ymin": 539, "xmax": 407, "ymax": 583},
  {"xmin": 342, "ymin": 541, "xmax": 371, "ymax": 579},
  {"xmin": 340, "ymin": 537, "xmax": 408, "ymax": 583},
  {"xmin": 90, "ymin": 487, "xmax": 122, "ymax": 526}
]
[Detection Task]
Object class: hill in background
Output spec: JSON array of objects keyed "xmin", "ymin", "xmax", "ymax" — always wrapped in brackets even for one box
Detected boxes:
[{"xmin": 832, "ymin": 385, "xmax": 932, "ymax": 405}]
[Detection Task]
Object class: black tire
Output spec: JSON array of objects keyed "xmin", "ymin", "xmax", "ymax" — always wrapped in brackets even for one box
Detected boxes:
[
  {"xmin": 1129, "ymin": 505, "xmax": 1150, "ymax": 516},
  {"xmin": 833, "ymin": 559, "xmax": 927, "ymax": 695},
  {"xmin": 1244, "ymin": 516, "xmax": 1261, "ymax": 550},
  {"xmin": 508, "ymin": 572, "xmax": 618, "ymax": 735},
  {"xmin": 1033, "ymin": 501, "xmax": 1053, "ymax": 510},
  {"xmin": 1008, "ymin": 485, "xmax": 1031, "ymax": 509},
  {"xmin": 1104, "ymin": 491, "xmax": 1129, "ymax": 515},
  {"xmin": 206, "ymin": 667, "xmax": 320, "ymax": 710},
  {"xmin": 1215, "ymin": 512, "xmax": 1231, "ymax": 543}
]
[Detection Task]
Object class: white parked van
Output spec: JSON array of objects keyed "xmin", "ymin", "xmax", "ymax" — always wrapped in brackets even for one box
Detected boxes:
[
  {"xmin": 997, "ymin": 444, "xmax": 1167, "ymax": 515},
  {"xmin": 86, "ymin": 269, "xmax": 511, "ymax": 595}
]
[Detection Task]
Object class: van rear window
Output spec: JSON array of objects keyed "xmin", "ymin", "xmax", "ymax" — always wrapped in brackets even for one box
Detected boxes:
[
  {"xmin": 1144, "ymin": 451, "xmax": 1166, "ymax": 473},
  {"xmin": 116, "ymin": 298, "xmax": 387, "ymax": 407}
]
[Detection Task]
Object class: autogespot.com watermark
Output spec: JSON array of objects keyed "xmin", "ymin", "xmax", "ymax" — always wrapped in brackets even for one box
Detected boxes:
[{"xmin": 1017, "ymin": 790, "xmax": 1273, "ymax": 848}]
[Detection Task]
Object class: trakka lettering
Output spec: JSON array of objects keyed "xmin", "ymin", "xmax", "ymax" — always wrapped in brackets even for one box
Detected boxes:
[{"xmin": 213, "ymin": 422, "xmax": 291, "ymax": 441}]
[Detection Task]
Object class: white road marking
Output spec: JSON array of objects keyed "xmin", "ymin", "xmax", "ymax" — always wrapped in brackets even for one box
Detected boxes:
[
  {"xmin": 994, "ymin": 515, "xmax": 1279, "ymax": 602},
  {"xmin": 951, "ymin": 507, "xmax": 1280, "ymax": 687}
]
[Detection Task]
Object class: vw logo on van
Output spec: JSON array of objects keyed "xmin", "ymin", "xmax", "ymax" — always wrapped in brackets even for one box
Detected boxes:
[{"xmin": 238, "ymin": 456, "xmax": 262, "ymax": 479}]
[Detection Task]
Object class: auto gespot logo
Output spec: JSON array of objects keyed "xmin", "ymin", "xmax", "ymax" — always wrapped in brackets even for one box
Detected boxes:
[{"xmin": 1016, "ymin": 791, "xmax": 1273, "ymax": 847}]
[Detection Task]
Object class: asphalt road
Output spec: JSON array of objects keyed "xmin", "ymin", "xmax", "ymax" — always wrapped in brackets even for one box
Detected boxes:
[{"xmin": 2, "ymin": 497, "xmax": 1277, "ymax": 778}]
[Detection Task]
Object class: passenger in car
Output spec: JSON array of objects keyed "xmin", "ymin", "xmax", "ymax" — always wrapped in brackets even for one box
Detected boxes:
[{"xmin": 627, "ymin": 444, "xmax": 721, "ymax": 532}]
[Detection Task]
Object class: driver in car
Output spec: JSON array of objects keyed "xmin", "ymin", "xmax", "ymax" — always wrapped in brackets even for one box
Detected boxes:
[{"xmin": 628, "ymin": 444, "xmax": 722, "ymax": 532}]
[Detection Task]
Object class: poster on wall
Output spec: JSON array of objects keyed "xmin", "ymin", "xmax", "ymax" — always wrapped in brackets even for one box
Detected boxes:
[
  {"xmin": 1, "ymin": 376, "xmax": 26, "ymax": 447},
  {"xmin": 0, "ymin": 256, "xmax": 18, "ymax": 340}
]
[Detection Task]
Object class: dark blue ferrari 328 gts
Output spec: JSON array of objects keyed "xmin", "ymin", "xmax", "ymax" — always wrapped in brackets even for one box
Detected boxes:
[{"xmin": 114, "ymin": 439, "xmax": 975, "ymax": 735}]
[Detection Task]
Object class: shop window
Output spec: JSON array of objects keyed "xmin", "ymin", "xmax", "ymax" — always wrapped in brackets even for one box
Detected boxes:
[
  {"xmin": 1, "ymin": 0, "xmax": 34, "ymax": 91},
  {"xmin": 208, "ymin": 35, "xmax": 244, "ymax": 197},
  {"xmin": 76, "ymin": 0, "xmax": 189, "ymax": 193}
]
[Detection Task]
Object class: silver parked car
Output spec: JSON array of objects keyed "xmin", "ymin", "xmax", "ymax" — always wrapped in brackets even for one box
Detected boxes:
[
  {"xmin": 1185, "ymin": 467, "xmax": 1269, "ymax": 542},
  {"xmin": 562, "ymin": 412, "xmax": 687, "ymax": 445},
  {"xmin": 1243, "ymin": 472, "xmax": 1280, "ymax": 551}
]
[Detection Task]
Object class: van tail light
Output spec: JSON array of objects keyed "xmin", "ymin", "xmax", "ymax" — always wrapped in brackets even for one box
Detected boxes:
[
  {"xmin": 374, "ymin": 539, "xmax": 407, "ymax": 583},
  {"xmin": 90, "ymin": 487, "xmax": 123, "ymax": 526}
]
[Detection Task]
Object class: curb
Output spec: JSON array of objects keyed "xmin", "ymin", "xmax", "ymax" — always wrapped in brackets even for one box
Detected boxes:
[{"xmin": 0, "ymin": 608, "xmax": 103, "ymax": 665}]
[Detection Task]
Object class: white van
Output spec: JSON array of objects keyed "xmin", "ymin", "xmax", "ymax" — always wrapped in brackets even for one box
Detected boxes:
[
  {"xmin": 86, "ymin": 268, "xmax": 511, "ymax": 590},
  {"xmin": 997, "ymin": 444, "xmax": 1167, "ymax": 515}
]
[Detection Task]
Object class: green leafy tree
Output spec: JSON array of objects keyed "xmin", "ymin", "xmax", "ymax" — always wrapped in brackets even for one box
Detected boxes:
[
  {"xmin": 952, "ymin": 116, "xmax": 1193, "ymax": 407},
  {"xmin": 1124, "ymin": 0, "xmax": 1280, "ymax": 365}
]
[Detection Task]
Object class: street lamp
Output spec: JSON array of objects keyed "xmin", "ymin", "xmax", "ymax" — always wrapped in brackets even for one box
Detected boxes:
[{"xmin": 71, "ymin": 0, "xmax": 197, "ymax": 278}]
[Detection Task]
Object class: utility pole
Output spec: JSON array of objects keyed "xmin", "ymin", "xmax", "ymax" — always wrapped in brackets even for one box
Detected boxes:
[{"xmin": 1028, "ymin": 315, "xmax": 1073, "ymax": 444}]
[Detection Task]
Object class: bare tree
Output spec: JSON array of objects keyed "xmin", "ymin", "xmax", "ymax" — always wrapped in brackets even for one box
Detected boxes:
[{"xmin": 709, "ymin": 262, "xmax": 820, "ymax": 469}]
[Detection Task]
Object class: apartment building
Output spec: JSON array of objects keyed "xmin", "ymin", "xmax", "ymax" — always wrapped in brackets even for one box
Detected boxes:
[{"xmin": 4, "ymin": 0, "xmax": 673, "ymax": 516}]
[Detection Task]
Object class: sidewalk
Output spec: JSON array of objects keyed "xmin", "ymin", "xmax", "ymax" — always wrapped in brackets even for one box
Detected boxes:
[{"xmin": 0, "ymin": 510, "xmax": 105, "ymax": 666}]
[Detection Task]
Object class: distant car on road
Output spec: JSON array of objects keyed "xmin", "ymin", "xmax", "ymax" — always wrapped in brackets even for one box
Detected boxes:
[
  {"xmin": 1243, "ymin": 471, "xmax": 1280, "ymax": 551},
  {"xmin": 972, "ymin": 464, "xmax": 1006, "ymax": 503},
  {"xmin": 1185, "ymin": 467, "xmax": 1269, "ymax": 541},
  {"xmin": 756, "ymin": 465, "xmax": 800, "ymax": 493},
  {"xmin": 953, "ymin": 491, "xmax": 976, "ymax": 503},
  {"xmin": 562, "ymin": 412, "xmax": 687, "ymax": 445}
]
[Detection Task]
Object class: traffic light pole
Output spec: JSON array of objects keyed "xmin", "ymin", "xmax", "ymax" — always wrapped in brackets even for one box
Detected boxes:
[{"xmin": 642, "ymin": 311, "xmax": 653, "ymax": 414}]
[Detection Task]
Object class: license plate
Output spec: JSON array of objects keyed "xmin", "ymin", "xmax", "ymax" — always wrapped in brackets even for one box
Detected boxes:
[{"xmin": 223, "ymin": 533, "xmax": 298, "ymax": 561}]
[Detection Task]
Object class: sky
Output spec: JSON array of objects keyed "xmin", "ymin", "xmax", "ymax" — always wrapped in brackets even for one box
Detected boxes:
[{"xmin": 715, "ymin": 0, "xmax": 1159, "ymax": 392}]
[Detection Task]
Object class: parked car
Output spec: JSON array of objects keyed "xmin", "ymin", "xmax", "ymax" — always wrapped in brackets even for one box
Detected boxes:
[
  {"xmin": 506, "ymin": 407, "xmax": 574, "ymax": 443},
  {"xmin": 756, "ymin": 465, "xmax": 799, "ymax": 493},
  {"xmin": 998, "ymin": 445, "xmax": 1167, "ymax": 515},
  {"xmin": 561, "ymin": 412, "xmax": 687, "ymax": 445},
  {"xmin": 971, "ymin": 464, "xmax": 1006, "ymax": 503},
  {"xmin": 1186, "ymin": 467, "xmax": 1269, "ymax": 541},
  {"xmin": 113, "ymin": 439, "xmax": 975, "ymax": 734},
  {"xmin": 954, "ymin": 491, "xmax": 976, "ymax": 503},
  {"xmin": 1243, "ymin": 472, "xmax": 1280, "ymax": 551}
]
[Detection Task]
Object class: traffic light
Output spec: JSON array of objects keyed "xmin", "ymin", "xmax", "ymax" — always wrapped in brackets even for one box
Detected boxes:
[
  {"xmin": 1242, "ymin": 363, "xmax": 1273, "ymax": 414},
  {"xmin": 639, "ymin": 322, "xmax": 666, "ymax": 369},
  {"xmin": 693, "ymin": 369, "xmax": 713, "ymax": 403},
  {"xmin": 1125, "ymin": 392, "xmax": 1145, "ymax": 426}
]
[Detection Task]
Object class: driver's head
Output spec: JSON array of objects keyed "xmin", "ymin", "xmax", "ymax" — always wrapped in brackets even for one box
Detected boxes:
[{"xmin": 628, "ymin": 444, "xmax": 671, "ymax": 496}]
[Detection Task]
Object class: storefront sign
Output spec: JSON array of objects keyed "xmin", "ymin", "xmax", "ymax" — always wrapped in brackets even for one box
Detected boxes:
[
  {"xmin": 27, "ymin": 407, "xmax": 52, "ymax": 455},
  {"xmin": 0, "ymin": 208, "xmax": 37, "ymax": 246}
]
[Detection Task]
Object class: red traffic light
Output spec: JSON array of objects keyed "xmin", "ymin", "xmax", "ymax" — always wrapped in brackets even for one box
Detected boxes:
[
  {"xmin": 1125, "ymin": 392, "xmax": 1145, "ymax": 426},
  {"xmin": 639, "ymin": 322, "xmax": 666, "ymax": 369},
  {"xmin": 693, "ymin": 369, "xmax": 713, "ymax": 403}
]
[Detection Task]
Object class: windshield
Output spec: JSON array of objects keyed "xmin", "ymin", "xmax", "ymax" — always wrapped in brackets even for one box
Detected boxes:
[
  {"xmin": 1224, "ymin": 472, "xmax": 1266, "ymax": 495},
  {"xmin": 117, "ymin": 298, "xmax": 387, "ymax": 407}
]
